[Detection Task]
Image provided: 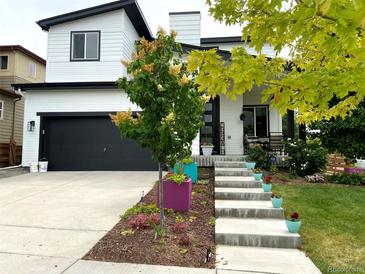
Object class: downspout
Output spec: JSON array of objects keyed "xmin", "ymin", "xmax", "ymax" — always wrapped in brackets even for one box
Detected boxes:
[
  {"xmin": 9, "ymin": 95, "xmax": 21, "ymax": 166},
  {"xmin": 11, "ymin": 97, "xmax": 21, "ymax": 140}
]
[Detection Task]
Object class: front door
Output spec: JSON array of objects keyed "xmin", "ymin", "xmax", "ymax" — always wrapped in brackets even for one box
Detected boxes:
[{"xmin": 200, "ymin": 97, "xmax": 220, "ymax": 154}]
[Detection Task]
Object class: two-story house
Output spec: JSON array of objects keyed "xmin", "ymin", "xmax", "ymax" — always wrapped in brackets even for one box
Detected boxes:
[
  {"xmin": 0, "ymin": 45, "xmax": 45, "ymax": 167},
  {"xmin": 13, "ymin": 0, "xmax": 284, "ymax": 171}
]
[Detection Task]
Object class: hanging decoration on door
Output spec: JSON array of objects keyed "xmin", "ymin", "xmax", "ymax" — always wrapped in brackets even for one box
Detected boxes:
[{"xmin": 220, "ymin": 122, "xmax": 225, "ymax": 155}]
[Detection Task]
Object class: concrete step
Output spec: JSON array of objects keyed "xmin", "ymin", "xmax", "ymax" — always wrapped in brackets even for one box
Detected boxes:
[
  {"xmin": 216, "ymin": 245, "xmax": 321, "ymax": 274},
  {"xmin": 215, "ymin": 176, "xmax": 261, "ymax": 188},
  {"xmin": 215, "ymin": 218, "xmax": 301, "ymax": 248},
  {"xmin": 215, "ymin": 188, "xmax": 271, "ymax": 200},
  {"xmin": 215, "ymin": 200, "xmax": 283, "ymax": 218},
  {"xmin": 214, "ymin": 161, "xmax": 246, "ymax": 168},
  {"xmin": 215, "ymin": 168, "xmax": 252, "ymax": 177}
]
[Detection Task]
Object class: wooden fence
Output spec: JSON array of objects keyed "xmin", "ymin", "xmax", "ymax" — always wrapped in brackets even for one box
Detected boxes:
[
  {"xmin": 326, "ymin": 153, "xmax": 347, "ymax": 175},
  {"xmin": 0, "ymin": 143, "xmax": 22, "ymax": 167}
]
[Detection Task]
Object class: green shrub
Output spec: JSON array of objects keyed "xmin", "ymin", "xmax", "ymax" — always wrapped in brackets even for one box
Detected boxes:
[
  {"xmin": 246, "ymin": 145, "xmax": 269, "ymax": 168},
  {"xmin": 121, "ymin": 203, "xmax": 160, "ymax": 220},
  {"xmin": 327, "ymin": 173, "xmax": 365, "ymax": 186},
  {"xmin": 286, "ymin": 139, "xmax": 328, "ymax": 177}
]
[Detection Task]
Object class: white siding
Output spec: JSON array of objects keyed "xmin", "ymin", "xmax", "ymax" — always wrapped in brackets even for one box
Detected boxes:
[
  {"xmin": 169, "ymin": 13, "xmax": 201, "ymax": 46},
  {"xmin": 242, "ymin": 86, "xmax": 282, "ymax": 133},
  {"xmin": 46, "ymin": 9, "xmax": 139, "ymax": 82},
  {"xmin": 202, "ymin": 41, "xmax": 277, "ymax": 58},
  {"xmin": 22, "ymin": 89, "xmax": 139, "ymax": 166},
  {"xmin": 220, "ymin": 95, "xmax": 244, "ymax": 155}
]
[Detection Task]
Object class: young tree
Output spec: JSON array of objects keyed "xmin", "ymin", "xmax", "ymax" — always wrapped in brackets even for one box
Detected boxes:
[
  {"xmin": 188, "ymin": 0, "xmax": 365, "ymax": 123},
  {"xmin": 111, "ymin": 29, "xmax": 206, "ymax": 227}
]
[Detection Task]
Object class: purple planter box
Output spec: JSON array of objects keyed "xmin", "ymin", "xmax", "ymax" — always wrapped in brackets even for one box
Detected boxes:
[
  {"xmin": 157, "ymin": 178, "xmax": 192, "ymax": 212},
  {"xmin": 344, "ymin": 167, "xmax": 364, "ymax": 175}
]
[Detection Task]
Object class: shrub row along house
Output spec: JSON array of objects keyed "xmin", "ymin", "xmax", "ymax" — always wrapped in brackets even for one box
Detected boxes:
[
  {"xmin": 13, "ymin": 0, "xmax": 288, "ymax": 171},
  {"xmin": 0, "ymin": 45, "xmax": 46, "ymax": 167}
]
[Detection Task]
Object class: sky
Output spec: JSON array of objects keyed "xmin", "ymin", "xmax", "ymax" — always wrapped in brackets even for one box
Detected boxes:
[{"xmin": 0, "ymin": 0, "xmax": 243, "ymax": 59}]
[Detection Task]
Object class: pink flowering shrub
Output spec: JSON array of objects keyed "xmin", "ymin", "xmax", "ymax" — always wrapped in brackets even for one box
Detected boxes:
[
  {"xmin": 128, "ymin": 213, "xmax": 160, "ymax": 229},
  {"xmin": 171, "ymin": 222, "xmax": 188, "ymax": 234}
]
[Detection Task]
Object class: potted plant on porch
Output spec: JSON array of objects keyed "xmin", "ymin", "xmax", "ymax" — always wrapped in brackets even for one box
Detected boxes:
[
  {"xmin": 174, "ymin": 157, "xmax": 198, "ymax": 183},
  {"xmin": 157, "ymin": 173, "xmax": 192, "ymax": 212},
  {"xmin": 253, "ymin": 167, "xmax": 263, "ymax": 181},
  {"xmin": 271, "ymin": 192, "xmax": 283, "ymax": 208},
  {"xmin": 262, "ymin": 175, "xmax": 273, "ymax": 192},
  {"xmin": 111, "ymin": 29, "xmax": 206, "ymax": 227},
  {"xmin": 286, "ymin": 212, "xmax": 302, "ymax": 233},
  {"xmin": 201, "ymin": 143, "xmax": 214, "ymax": 156}
]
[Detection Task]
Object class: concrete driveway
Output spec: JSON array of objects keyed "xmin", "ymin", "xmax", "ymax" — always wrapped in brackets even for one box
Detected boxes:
[{"xmin": 0, "ymin": 171, "xmax": 157, "ymax": 274}]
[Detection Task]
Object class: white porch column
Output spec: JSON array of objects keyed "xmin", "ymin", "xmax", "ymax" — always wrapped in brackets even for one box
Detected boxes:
[{"xmin": 220, "ymin": 95, "xmax": 244, "ymax": 155}]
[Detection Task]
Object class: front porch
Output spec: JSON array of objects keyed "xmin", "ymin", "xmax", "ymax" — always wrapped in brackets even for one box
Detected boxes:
[{"xmin": 192, "ymin": 155, "xmax": 288, "ymax": 167}]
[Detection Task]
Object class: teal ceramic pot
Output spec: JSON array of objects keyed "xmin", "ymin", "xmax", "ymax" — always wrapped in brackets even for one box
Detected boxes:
[
  {"xmin": 245, "ymin": 162, "xmax": 256, "ymax": 169},
  {"xmin": 271, "ymin": 197, "xmax": 283, "ymax": 208},
  {"xmin": 174, "ymin": 162, "xmax": 198, "ymax": 183},
  {"xmin": 262, "ymin": 183, "xmax": 272, "ymax": 192},
  {"xmin": 286, "ymin": 220, "xmax": 302, "ymax": 233},
  {"xmin": 253, "ymin": 173, "xmax": 263, "ymax": 181}
]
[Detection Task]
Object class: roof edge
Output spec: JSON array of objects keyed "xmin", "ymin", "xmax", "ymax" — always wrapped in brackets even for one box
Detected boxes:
[
  {"xmin": 12, "ymin": 82, "xmax": 117, "ymax": 91},
  {"xmin": 0, "ymin": 45, "xmax": 46, "ymax": 65},
  {"xmin": 200, "ymin": 36, "xmax": 251, "ymax": 44},
  {"xmin": 0, "ymin": 88, "xmax": 22, "ymax": 98},
  {"xmin": 36, "ymin": 0, "xmax": 152, "ymax": 40}
]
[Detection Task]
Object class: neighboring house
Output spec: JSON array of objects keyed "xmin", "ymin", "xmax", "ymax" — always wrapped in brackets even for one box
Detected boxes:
[
  {"xmin": 0, "ymin": 45, "xmax": 46, "ymax": 167},
  {"xmin": 13, "ymin": 0, "xmax": 283, "ymax": 171}
]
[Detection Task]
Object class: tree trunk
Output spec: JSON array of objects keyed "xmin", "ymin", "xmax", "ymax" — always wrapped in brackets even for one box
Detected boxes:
[{"xmin": 158, "ymin": 162, "xmax": 164, "ymax": 227}]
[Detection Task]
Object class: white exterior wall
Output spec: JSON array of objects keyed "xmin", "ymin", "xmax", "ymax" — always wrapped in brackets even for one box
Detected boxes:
[
  {"xmin": 242, "ymin": 86, "xmax": 282, "ymax": 133},
  {"xmin": 46, "ymin": 9, "xmax": 139, "ymax": 82},
  {"xmin": 169, "ymin": 13, "xmax": 201, "ymax": 46},
  {"xmin": 22, "ymin": 89, "xmax": 138, "ymax": 166},
  {"xmin": 220, "ymin": 95, "xmax": 244, "ymax": 155}
]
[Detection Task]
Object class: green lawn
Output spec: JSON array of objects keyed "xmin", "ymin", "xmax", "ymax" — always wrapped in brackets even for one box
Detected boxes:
[{"xmin": 273, "ymin": 183, "xmax": 365, "ymax": 274}]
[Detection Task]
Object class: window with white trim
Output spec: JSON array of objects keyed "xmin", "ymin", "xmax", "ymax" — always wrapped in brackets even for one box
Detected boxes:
[
  {"xmin": 71, "ymin": 31, "xmax": 100, "ymax": 61},
  {"xmin": 243, "ymin": 106, "xmax": 269, "ymax": 137},
  {"xmin": 0, "ymin": 101, "xmax": 4, "ymax": 120},
  {"xmin": 29, "ymin": 62, "xmax": 36, "ymax": 78},
  {"xmin": 0, "ymin": 55, "xmax": 8, "ymax": 70}
]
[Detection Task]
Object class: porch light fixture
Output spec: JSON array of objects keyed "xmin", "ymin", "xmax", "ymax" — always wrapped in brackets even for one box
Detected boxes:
[
  {"xmin": 27, "ymin": 121, "xmax": 35, "ymax": 132},
  {"xmin": 240, "ymin": 113, "xmax": 245, "ymax": 121}
]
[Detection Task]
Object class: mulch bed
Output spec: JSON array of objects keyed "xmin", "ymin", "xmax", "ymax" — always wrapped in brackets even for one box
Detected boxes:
[{"xmin": 83, "ymin": 168, "xmax": 216, "ymax": 269}]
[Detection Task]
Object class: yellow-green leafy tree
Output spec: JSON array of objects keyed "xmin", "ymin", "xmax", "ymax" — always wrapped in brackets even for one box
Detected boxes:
[
  {"xmin": 111, "ymin": 29, "xmax": 206, "ymax": 227},
  {"xmin": 188, "ymin": 0, "xmax": 365, "ymax": 122}
]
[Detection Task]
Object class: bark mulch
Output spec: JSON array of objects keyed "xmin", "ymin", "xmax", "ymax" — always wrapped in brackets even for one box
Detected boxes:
[{"xmin": 83, "ymin": 168, "xmax": 215, "ymax": 269}]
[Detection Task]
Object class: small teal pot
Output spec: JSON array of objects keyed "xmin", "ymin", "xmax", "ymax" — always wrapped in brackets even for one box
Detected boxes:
[
  {"xmin": 262, "ymin": 183, "xmax": 272, "ymax": 192},
  {"xmin": 253, "ymin": 173, "xmax": 263, "ymax": 181},
  {"xmin": 286, "ymin": 220, "xmax": 302, "ymax": 233},
  {"xmin": 174, "ymin": 162, "xmax": 198, "ymax": 183},
  {"xmin": 245, "ymin": 162, "xmax": 256, "ymax": 169},
  {"xmin": 271, "ymin": 197, "xmax": 283, "ymax": 208}
]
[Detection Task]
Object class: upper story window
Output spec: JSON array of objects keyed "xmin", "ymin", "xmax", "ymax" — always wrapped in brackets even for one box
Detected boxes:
[
  {"xmin": 29, "ymin": 62, "xmax": 37, "ymax": 78},
  {"xmin": 0, "ymin": 55, "xmax": 8, "ymax": 70},
  {"xmin": 0, "ymin": 100, "xmax": 4, "ymax": 120},
  {"xmin": 71, "ymin": 31, "xmax": 100, "ymax": 61}
]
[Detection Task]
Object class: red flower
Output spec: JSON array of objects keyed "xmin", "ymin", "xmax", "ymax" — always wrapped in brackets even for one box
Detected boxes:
[
  {"xmin": 290, "ymin": 212, "xmax": 299, "ymax": 220},
  {"xmin": 264, "ymin": 176, "xmax": 272, "ymax": 183}
]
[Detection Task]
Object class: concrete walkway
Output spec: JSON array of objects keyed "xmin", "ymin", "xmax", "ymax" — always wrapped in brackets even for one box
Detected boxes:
[
  {"xmin": 0, "ymin": 171, "xmax": 157, "ymax": 274},
  {"xmin": 214, "ymin": 161, "xmax": 321, "ymax": 274}
]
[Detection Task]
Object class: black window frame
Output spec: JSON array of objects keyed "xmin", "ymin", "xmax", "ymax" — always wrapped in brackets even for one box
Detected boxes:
[
  {"xmin": 70, "ymin": 31, "xmax": 101, "ymax": 62},
  {"xmin": 0, "ymin": 55, "xmax": 9, "ymax": 70},
  {"xmin": 243, "ymin": 105, "xmax": 270, "ymax": 137}
]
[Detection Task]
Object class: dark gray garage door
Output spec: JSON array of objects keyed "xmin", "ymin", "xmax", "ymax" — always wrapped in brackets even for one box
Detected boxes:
[{"xmin": 40, "ymin": 115, "xmax": 157, "ymax": 171}]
